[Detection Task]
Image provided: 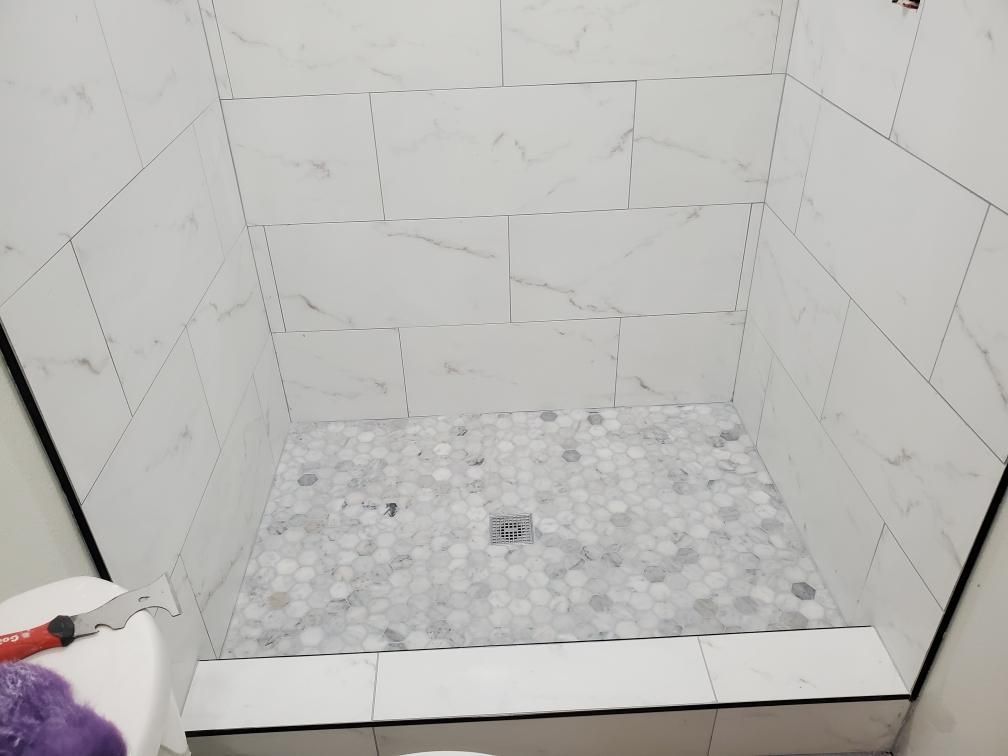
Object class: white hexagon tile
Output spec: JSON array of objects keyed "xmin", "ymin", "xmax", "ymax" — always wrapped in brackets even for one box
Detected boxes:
[{"xmin": 221, "ymin": 403, "xmax": 844, "ymax": 658}]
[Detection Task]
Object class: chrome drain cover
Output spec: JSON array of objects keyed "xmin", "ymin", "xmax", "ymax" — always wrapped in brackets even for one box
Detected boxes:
[{"xmin": 490, "ymin": 514, "xmax": 534, "ymax": 545}]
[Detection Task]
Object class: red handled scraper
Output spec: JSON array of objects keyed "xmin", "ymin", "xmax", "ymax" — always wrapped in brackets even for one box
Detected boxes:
[{"xmin": 0, "ymin": 575, "xmax": 180, "ymax": 663}]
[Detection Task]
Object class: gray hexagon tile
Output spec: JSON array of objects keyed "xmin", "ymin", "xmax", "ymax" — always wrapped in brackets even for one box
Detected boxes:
[{"xmin": 221, "ymin": 403, "xmax": 845, "ymax": 658}]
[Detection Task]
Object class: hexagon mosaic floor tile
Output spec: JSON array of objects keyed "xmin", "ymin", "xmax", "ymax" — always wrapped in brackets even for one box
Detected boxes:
[{"xmin": 221, "ymin": 403, "xmax": 845, "ymax": 658}]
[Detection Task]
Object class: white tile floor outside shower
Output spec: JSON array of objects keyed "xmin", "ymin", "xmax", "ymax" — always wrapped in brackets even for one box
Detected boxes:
[{"xmin": 222, "ymin": 403, "xmax": 844, "ymax": 658}]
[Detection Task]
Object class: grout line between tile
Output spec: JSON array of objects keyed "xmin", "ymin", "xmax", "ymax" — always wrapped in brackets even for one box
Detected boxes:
[
  {"xmin": 498, "ymin": 0, "xmax": 505, "ymax": 86},
  {"xmin": 207, "ymin": 0, "xmax": 235, "ymax": 96},
  {"xmin": 269, "ymin": 333, "xmax": 294, "ymax": 423},
  {"xmin": 612, "ymin": 318, "xmax": 622, "ymax": 407},
  {"xmin": 368, "ymin": 94, "xmax": 387, "ymax": 220},
  {"xmin": 371, "ymin": 654, "xmax": 380, "ymax": 720},
  {"xmin": 505, "ymin": 215, "xmax": 513, "ymax": 323},
  {"xmin": 397, "ymin": 329, "xmax": 411, "ymax": 417},
  {"xmin": 260, "ymin": 227, "xmax": 288, "ymax": 332},
  {"xmin": 626, "ymin": 80, "xmax": 637, "ymax": 209},
  {"xmin": 697, "ymin": 637, "xmax": 718, "ymax": 704},
  {"xmin": 888, "ymin": 1, "xmax": 925, "ymax": 139},
  {"xmin": 91, "ymin": 0, "xmax": 143, "ymax": 165},
  {"xmin": 819, "ymin": 298, "xmax": 852, "ymax": 417}
]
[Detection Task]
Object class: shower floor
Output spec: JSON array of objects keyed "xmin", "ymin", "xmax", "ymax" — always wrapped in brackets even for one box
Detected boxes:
[{"xmin": 221, "ymin": 403, "xmax": 844, "ymax": 658}]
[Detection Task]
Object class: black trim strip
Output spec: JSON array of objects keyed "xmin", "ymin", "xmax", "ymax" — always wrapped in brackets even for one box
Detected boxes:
[
  {"xmin": 910, "ymin": 462, "xmax": 1008, "ymax": 699},
  {"xmin": 0, "ymin": 319, "xmax": 110, "ymax": 580},
  {"xmin": 186, "ymin": 694, "xmax": 911, "ymax": 737}
]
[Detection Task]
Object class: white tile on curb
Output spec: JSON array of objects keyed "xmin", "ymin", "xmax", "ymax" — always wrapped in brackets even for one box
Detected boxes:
[
  {"xmin": 183, "ymin": 654, "xmax": 378, "ymax": 731},
  {"xmin": 700, "ymin": 627, "xmax": 907, "ymax": 703},
  {"xmin": 373, "ymin": 637, "xmax": 714, "ymax": 720}
]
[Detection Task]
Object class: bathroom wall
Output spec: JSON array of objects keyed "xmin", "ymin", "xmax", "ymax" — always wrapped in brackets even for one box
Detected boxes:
[
  {"xmin": 0, "ymin": 0, "xmax": 288, "ymax": 700},
  {"xmin": 738, "ymin": 0, "xmax": 1008, "ymax": 686},
  {"xmin": 206, "ymin": 0, "xmax": 797, "ymax": 420}
]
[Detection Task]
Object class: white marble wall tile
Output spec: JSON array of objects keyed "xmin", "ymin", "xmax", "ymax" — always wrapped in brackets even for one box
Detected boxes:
[
  {"xmin": 154, "ymin": 558, "xmax": 216, "ymax": 706},
  {"xmin": 268, "ymin": 217, "xmax": 509, "ymax": 330},
  {"xmin": 94, "ymin": 0, "xmax": 217, "ymax": 163},
  {"xmin": 748, "ymin": 210, "xmax": 849, "ymax": 413},
  {"xmin": 373, "ymin": 637, "xmax": 714, "ymax": 720},
  {"xmin": 699, "ymin": 627, "xmax": 907, "ymax": 703},
  {"xmin": 0, "ymin": 245, "xmax": 130, "ymax": 497},
  {"xmin": 501, "ymin": 0, "xmax": 779, "ymax": 85},
  {"xmin": 214, "ymin": 0, "xmax": 501, "ymax": 97},
  {"xmin": 772, "ymin": 0, "xmax": 800, "ymax": 74},
  {"xmin": 822, "ymin": 306, "xmax": 1004, "ymax": 606},
  {"xmin": 223, "ymin": 95, "xmax": 382, "ymax": 226},
  {"xmin": 933, "ymin": 207, "xmax": 1008, "ymax": 460},
  {"xmin": 253, "ymin": 340, "xmax": 291, "ymax": 465},
  {"xmin": 0, "ymin": 0, "xmax": 139, "ymax": 304},
  {"xmin": 194, "ymin": 103, "xmax": 246, "ymax": 252},
  {"xmin": 190, "ymin": 730, "xmax": 377, "ymax": 756},
  {"xmin": 184, "ymin": 654, "xmax": 378, "ymax": 731},
  {"xmin": 274, "ymin": 330, "xmax": 407, "ymax": 421},
  {"xmin": 615, "ymin": 312, "xmax": 744, "ymax": 407},
  {"xmin": 856, "ymin": 528, "xmax": 943, "ymax": 686},
  {"xmin": 766, "ymin": 78, "xmax": 821, "ymax": 230},
  {"xmin": 708, "ymin": 700, "xmax": 909, "ymax": 756},
  {"xmin": 509, "ymin": 205, "xmax": 748, "ymax": 321},
  {"xmin": 83, "ymin": 337, "xmax": 219, "ymax": 586},
  {"xmin": 248, "ymin": 228, "xmax": 284, "ymax": 333},
  {"xmin": 797, "ymin": 102, "xmax": 988, "ymax": 373},
  {"xmin": 187, "ymin": 233, "xmax": 270, "ymax": 438},
  {"xmin": 400, "ymin": 319, "xmax": 619, "ymax": 416},
  {"xmin": 376, "ymin": 711, "xmax": 717, "ymax": 756},
  {"xmin": 736, "ymin": 203, "xmax": 764, "ymax": 310},
  {"xmin": 74, "ymin": 130, "xmax": 224, "ymax": 410},
  {"xmin": 733, "ymin": 321, "xmax": 773, "ymax": 438},
  {"xmin": 195, "ymin": 0, "xmax": 232, "ymax": 99},
  {"xmin": 183, "ymin": 383, "xmax": 273, "ymax": 653},
  {"xmin": 631, "ymin": 76, "xmax": 783, "ymax": 207},
  {"xmin": 757, "ymin": 363, "xmax": 883, "ymax": 618},
  {"xmin": 371, "ymin": 83, "xmax": 635, "ymax": 219},
  {"xmin": 893, "ymin": 1, "xmax": 1008, "ymax": 210},
  {"xmin": 788, "ymin": 0, "xmax": 920, "ymax": 134}
]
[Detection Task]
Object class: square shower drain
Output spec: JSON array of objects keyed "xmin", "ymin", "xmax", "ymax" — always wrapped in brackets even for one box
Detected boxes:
[{"xmin": 490, "ymin": 514, "xmax": 534, "ymax": 545}]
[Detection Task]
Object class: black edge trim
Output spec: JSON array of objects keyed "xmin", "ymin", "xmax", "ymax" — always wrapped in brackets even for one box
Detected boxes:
[
  {"xmin": 911, "ymin": 462, "xmax": 1008, "ymax": 699},
  {"xmin": 0, "ymin": 320, "xmax": 110, "ymax": 579},
  {"xmin": 185, "ymin": 695, "xmax": 911, "ymax": 738}
]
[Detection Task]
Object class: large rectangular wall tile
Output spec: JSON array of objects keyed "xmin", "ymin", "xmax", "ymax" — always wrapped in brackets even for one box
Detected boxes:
[
  {"xmin": 74, "ymin": 130, "xmax": 224, "ymax": 410},
  {"xmin": 183, "ymin": 383, "xmax": 273, "ymax": 653},
  {"xmin": 631, "ymin": 76, "xmax": 782, "ymax": 207},
  {"xmin": 797, "ymin": 102, "xmax": 988, "ymax": 373},
  {"xmin": 758, "ymin": 363, "xmax": 883, "ymax": 618},
  {"xmin": 248, "ymin": 228, "xmax": 284, "ymax": 333},
  {"xmin": 509, "ymin": 205, "xmax": 748, "ymax": 321},
  {"xmin": 733, "ymin": 321, "xmax": 774, "ymax": 438},
  {"xmin": 0, "ymin": 0, "xmax": 139, "ymax": 304},
  {"xmin": 708, "ymin": 700, "xmax": 908, "ymax": 756},
  {"xmin": 615, "ymin": 312, "xmax": 744, "ymax": 406},
  {"xmin": 187, "ymin": 233, "xmax": 269, "ymax": 438},
  {"xmin": 748, "ymin": 210, "xmax": 849, "ymax": 413},
  {"xmin": 191, "ymin": 730, "xmax": 377, "ymax": 756},
  {"xmin": 194, "ymin": 103, "xmax": 246, "ymax": 251},
  {"xmin": 373, "ymin": 638, "xmax": 714, "ymax": 720},
  {"xmin": 700, "ymin": 627, "xmax": 907, "ymax": 703},
  {"xmin": 372, "ymin": 84, "xmax": 634, "ymax": 219},
  {"xmin": 822, "ymin": 306, "xmax": 1004, "ymax": 606},
  {"xmin": 183, "ymin": 654, "xmax": 377, "ymax": 731},
  {"xmin": 856, "ymin": 528, "xmax": 943, "ymax": 686},
  {"xmin": 154, "ymin": 558, "xmax": 215, "ymax": 705},
  {"xmin": 275, "ymin": 330, "xmax": 407, "ymax": 421},
  {"xmin": 195, "ymin": 0, "xmax": 232, "ymax": 99},
  {"xmin": 893, "ymin": 0, "xmax": 1008, "ymax": 210},
  {"xmin": 253, "ymin": 340, "xmax": 291, "ymax": 465},
  {"xmin": 376, "ymin": 711, "xmax": 717, "ymax": 756},
  {"xmin": 401, "ymin": 320, "xmax": 619, "ymax": 416},
  {"xmin": 735, "ymin": 204, "xmax": 763, "ymax": 310},
  {"xmin": 0, "ymin": 245, "xmax": 130, "ymax": 497},
  {"xmin": 223, "ymin": 96, "xmax": 382, "ymax": 226},
  {"xmin": 215, "ymin": 0, "xmax": 501, "ymax": 97},
  {"xmin": 788, "ymin": 0, "xmax": 920, "ymax": 134},
  {"xmin": 268, "ymin": 218, "xmax": 509, "ymax": 331},
  {"xmin": 501, "ymin": 0, "xmax": 779, "ymax": 85},
  {"xmin": 94, "ymin": 0, "xmax": 217, "ymax": 163},
  {"xmin": 83, "ymin": 338, "xmax": 219, "ymax": 586},
  {"xmin": 933, "ymin": 207, "xmax": 1008, "ymax": 460},
  {"xmin": 766, "ymin": 78, "xmax": 821, "ymax": 230}
]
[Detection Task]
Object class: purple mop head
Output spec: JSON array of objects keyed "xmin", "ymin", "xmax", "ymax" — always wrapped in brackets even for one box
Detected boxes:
[{"xmin": 0, "ymin": 662, "xmax": 126, "ymax": 756}]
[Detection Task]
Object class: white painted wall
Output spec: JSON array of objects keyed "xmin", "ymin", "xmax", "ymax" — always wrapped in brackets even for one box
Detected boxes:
[{"xmin": 0, "ymin": 359, "xmax": 95, "ymax": 600}]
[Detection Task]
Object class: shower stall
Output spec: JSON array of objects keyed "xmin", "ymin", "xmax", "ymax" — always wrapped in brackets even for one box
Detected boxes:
[{"xmin": 2, "ymin": 0, "xmax": 1006, "ymax": 754}]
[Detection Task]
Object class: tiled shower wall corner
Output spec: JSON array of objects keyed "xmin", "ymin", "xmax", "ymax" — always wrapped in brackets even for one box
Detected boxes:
[
  {"xmin": 0, "ymin": 1, "xmax": 290, "ymax": 701},
  {"xmin": 738, "ymin": 0, "xmax": 1008, "ymax": 687},
  {"xmin": 209, "ymin": 0, "xmax": 797, "ymax": 420}
]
